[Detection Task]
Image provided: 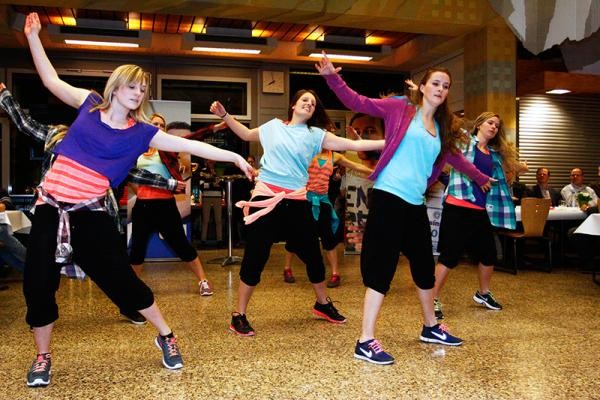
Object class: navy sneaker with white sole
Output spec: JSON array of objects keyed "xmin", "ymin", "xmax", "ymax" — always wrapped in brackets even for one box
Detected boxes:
[
  {"xmin": 420, "ymin": 324, "xmax": 463, "ymax": 346},
  {"xmin": 354, "ymin": 339, "xmax": 394, "ymax": 365}
]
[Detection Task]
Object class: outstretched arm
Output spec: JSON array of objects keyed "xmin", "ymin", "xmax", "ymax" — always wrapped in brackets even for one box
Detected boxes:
[
  {"xmin": 322, "ymin": 132, "xmax": 384, "ymax": 152},
  {"xmin": 128, "ymin": 167, "xmax": 184, "ymax": 193},
  {"xmin": 24, "ymin": 13, "xmax": 89, "ymax": 108},
  {"xmin": 333, "ymin": 153, "xmax": 373, "ymax": 177},
  {"xmin": 149, "ymin": 131, "xmax": 255, "ymax": 180},
  {"xmin": 315, "ymin": 51, "xmax": 396, "ymax": 119},
  {"xmin": 209, "ymin": 101, "xmax": 260, "ymax": 141},
  {"xmin": 0, "ymin": 83, "xmax": 51, "ymax": 143},
  {"xmin": 184, "ymin": 121, "xmax": 228, "ymax": 141}
]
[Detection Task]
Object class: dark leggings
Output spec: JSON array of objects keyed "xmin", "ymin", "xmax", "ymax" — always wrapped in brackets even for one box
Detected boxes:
[
  {"xmin": 360, "ymin": 189, "xmax": 435, "ymax": 294},
  {"xmin": 240, "ymin": 198, "xmax": 325, "ymax": 286},
  {"xmin": 24, "ymin": 205, "xmax": 154, "ymax": 327},
  {"xmin": 284, "ymin": 201, "xmax": 340, "ymax": 253},
  {"xmin": 129, "ymin": 198, "xmax": 197, "ymax": 265}
]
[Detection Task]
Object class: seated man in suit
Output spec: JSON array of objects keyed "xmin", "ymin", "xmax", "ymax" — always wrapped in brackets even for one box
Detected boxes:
[
  {"xmin": 561, "ymin": 168, "xmax": 598, "ymax": 211},
  {"xmin": 529, "ymin": 167, "xmax": 561, "ymax": 206}
]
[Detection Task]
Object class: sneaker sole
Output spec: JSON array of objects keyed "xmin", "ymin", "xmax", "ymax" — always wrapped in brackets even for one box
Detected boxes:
[
  {"xmin": 26, "ymin": 375, "xmax": 51, "ymax": 387},
  {"xmin": 200, "ymin": 292, "xmax": 213, "ymax": 296},
  {"xmin": 311, "ymin": 309, "xmax": 347, "ymax": 324},
  {"xmin": 473, "ymin": 296, "xmax": 502, "ymax": 310},
  {"xmin": 354, "ymin": 353, "xmax": 394, "ymax": 365},
  {"xmin": 228, "ymin": 325, "xmax": 255, "ymax": 337},
  {"xmin": 128, "ymin": 318, "xmax": 147, "ymax": 326},
  {"xmin": 154, "ymin": 337, "xmax": 183, "ymax": 370},
  {"xmin": 419, "ymin": 335, "xmax": 463, "ymax": 346}
]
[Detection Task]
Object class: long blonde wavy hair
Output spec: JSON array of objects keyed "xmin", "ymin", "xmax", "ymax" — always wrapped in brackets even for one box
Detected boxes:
[
  {"xmin": 470, "ymin": 111, "xmax": 519, "ymax": 173},
  {"xmin": 90, "ymin": 64, "xmax": 152, "ymax": 123}
]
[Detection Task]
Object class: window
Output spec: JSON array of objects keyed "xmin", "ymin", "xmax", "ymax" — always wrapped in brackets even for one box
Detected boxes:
[{"xmin": 158, "ymin": 75, "xmax": 251, "ymax": 120}]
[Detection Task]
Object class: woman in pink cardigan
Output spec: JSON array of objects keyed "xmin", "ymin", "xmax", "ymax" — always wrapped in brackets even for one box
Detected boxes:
[{"xmin": 316, "ymin": 52, "xmax": 493, "ymax": 365}]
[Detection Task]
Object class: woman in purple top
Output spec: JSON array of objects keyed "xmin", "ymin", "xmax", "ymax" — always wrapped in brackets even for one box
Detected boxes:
[
  {"xmin": 316, "ymin": 52, "xmax": 494, "ymax": 365},
  {"xmin": 22, "ymin": 12, "xmax": 253, "ymax": 387}
]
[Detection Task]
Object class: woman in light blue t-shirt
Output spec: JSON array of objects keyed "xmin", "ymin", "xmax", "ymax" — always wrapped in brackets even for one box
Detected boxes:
[{"xmin": 210, "ymin": 90, "xmax": 384, "ymax": 337}]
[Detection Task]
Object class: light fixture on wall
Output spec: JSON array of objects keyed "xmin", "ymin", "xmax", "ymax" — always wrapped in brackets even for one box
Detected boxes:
[
  {"xmin": 297, "ymin": 35, "xmax": 391, "ymax": 61},
  {"xmin": 182, "ymin": 27, "xmax": 277, "ymax": 54},
  {"xmin": 47, "ymin": 18, "xmax": 151, "ymax": 48},
  {"xmin": 545, "ymin": 89, "xmax": 571, "ymax": 94}
]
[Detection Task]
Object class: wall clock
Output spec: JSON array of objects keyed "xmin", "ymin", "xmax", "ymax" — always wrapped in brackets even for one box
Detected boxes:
[{"xmin": 262, "ymin": 70, "xmax": 284, "ymax": 94}]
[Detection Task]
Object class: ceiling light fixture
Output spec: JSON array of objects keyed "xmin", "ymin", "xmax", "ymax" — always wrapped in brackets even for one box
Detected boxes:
[
  {"xmin": 545, "ymin": 89, "xmax": 571, "ymax": 94},
  {"xmin": 48, "ymin": 18, "xmax": 151, "ymax": 48},
  {"xmin": 182, "ymin": 27, "xmax": 277, "ymax": 54},
  {"xmin": 298, "ymin": 34, "xmax": 391, "ymax": 62}
]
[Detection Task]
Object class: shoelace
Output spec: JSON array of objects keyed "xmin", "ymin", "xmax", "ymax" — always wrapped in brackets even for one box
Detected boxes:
[
  {"xmin": 437, "ymin": 324, "xmax": 449, "ymax": 333},
  {"xmin": 368, "ymin": 339, "xmax": 385, "ymax": 354},
  {"xmin": 31, "ymin": 357, "xmax": 50, "ymax": 373},
  {"xmin": 164, "ymin": 337, "xmax": 180, "ymax": 358}
]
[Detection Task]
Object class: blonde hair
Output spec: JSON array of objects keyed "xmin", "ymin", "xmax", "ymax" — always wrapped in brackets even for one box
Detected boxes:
[
  {"xmin": 45, "ymin": 124, "xmax": 69, "ymax": 151},
  {"xmin": 471, "ymin": 111, "xmax": 519, "ymax": 172},
  {"xmin": 90, "ymin": 64, "xmax": 152, "ymax": 122},
  {"xmin": 150, "ymin": 113, "xmax": 166, "ymax": 127}
]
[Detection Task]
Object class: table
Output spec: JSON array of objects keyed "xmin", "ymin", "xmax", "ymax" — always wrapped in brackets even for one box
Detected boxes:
[
  {"xmin": 1, "ymin": 210, "xmax": 32, "ymax": 234},
  {"xmin": 573, "ymin": 214, "xmax": 600, "ymax": 285},
  {"xmin": 515, "ymin": 206, "xmax": 587, "ymax": 222}
]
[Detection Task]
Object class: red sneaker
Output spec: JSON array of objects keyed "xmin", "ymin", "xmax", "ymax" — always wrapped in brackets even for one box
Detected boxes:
[
  {"xmin": 283, "ymin": 268, "xmax": 295, "ymax": 283},
  {"xmin": 327, "ymin": 274, "xmax": 341, "ymax": 288}
]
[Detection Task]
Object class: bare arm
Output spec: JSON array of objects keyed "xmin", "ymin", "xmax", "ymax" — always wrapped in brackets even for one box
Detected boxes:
[
  {"xmin": 24, "ymin": 13, "xmax": 89, "ymax": 108},
  {"xmin": 333, "ymin": 153, "xmax": 373, "ymax": 176},
  {"xmin": 322, "ymin": 132, "xmax": 384, "ymax": 152},
  {"xmin": 149, "ymin": 131, "xmax": 255, "ymax": 180},
  {"xmin": 209, "ymin": 101, "xmax": 260, "ymax": 141}
]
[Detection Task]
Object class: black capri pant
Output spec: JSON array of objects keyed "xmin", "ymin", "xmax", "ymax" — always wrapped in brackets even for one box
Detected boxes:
[
  {"xmin": 24, "ymin": 205, "xmax": 154, "ymax": 327},
  {"xmin": 284, "ymin": 201, "xmax": 340, "ymax": 253},
  {"xmin": 360, "ymin": 189, "xmax": 436, "ymax": 294},
  {"xmin": 241, "ymin": 197, "xmax": 325, "ymax": 286},
  {"xmin": 129, "ymin": 198, "xmax": 198, "ymax": 265},
  {"xmin": 437, "ymin": 202, "xmax": 497, "ymax": 268}
]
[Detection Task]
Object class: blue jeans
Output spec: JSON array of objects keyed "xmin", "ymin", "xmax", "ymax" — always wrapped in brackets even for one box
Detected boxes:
[{"xmin": 0, "ymin": 224, "xmax": 26, "ymax": 272}]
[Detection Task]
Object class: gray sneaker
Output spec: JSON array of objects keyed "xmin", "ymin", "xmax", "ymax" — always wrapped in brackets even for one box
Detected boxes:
[
  {"xmin": 434, "ymin": 298, "xmax": 444, "ymax": 320},
  {"xmin": 154, "ymin": 335, "xmax": 183, "ymax": 370},
  {"xmin": 26, "ymin": 353, "xmax": 51, "ymax": 387},
  {"xmin": 473, "ymin": 290, "xmax": 503, "ymax": 310},
  {"xmin": 199, "ymin": 280, "xmax": 213, "ymax": 296}
]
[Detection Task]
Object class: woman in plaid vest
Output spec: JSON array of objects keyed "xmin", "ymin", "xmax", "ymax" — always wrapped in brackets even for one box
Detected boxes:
[{"xmin": 432, "ymin": 111, "xmax": 517, "ymax": 320}]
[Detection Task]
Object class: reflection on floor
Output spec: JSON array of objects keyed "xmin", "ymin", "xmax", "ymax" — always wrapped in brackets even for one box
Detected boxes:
[{"xmin": 0, "ymin": 244, "xmax": 598, "ymax": 399}]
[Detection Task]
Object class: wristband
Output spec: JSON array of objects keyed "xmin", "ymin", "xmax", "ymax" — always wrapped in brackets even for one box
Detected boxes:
[{"xmin": 220, "ymin": 112, "xmax": 229, "ymax": 119}]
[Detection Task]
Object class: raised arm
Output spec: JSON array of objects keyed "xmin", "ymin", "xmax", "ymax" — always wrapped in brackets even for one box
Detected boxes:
[
  {"xmin": 322, "ymin": 132, "xmax": 384, "ymax": 152},
  {"xmin": 149, "ymin": 131, "xmax": 254, "ymax": 180},
  {"xmin": 315, "ymin": 51, "xmax": 395, "ymax": 119},
  {"xmin": 184, "ymin": 121, "xmax": 228, "ymax": 141},
  {"xmin": 333, "ymin": 152, "xmax": 373, "ymax": 177},
  {"xmin": 24, "ymin": 13, "xmax": 89, "ymax": 108},
  {"xmin": 209, "ymin": 101, "xmax": 260, "ymax": 142},
  {"xmin": 128, "ymin": 167, "xmax": 183, "ymax": 192},
  {"xmin": 0, "ymin": 84, "xmax": 51, "ymax": 143}
]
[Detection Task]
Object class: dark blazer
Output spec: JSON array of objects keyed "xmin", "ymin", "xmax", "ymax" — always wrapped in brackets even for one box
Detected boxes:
[
  {"xmin": 528, "ymin": 184, "xmax": 561, "ymax": 206},
  {"xmin": 510, "ymin": 181, "xmax": 530, "ymax": 205}
]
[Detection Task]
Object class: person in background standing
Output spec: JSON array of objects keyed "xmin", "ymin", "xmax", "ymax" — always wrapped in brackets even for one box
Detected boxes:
[{"xmin": 282, "ymin": 149, "xmax": 373, "ymax": 287}]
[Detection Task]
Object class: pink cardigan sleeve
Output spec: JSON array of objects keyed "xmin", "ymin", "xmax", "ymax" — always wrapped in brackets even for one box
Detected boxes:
[
  {"xmin": 323, "ymin": 74, "xmax": 402, "ymax": 119},
  {"xmin": 428, "ymin": 151, "xmax": 489, "ymax": 187}
]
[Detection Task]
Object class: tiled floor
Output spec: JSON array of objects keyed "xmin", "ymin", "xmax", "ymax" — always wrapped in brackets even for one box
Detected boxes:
[{"xmin": 0, "ymin": 244, "xmax": 598, "ymax": 399}]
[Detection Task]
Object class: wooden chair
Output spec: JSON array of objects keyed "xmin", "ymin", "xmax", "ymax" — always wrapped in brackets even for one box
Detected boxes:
[{"xmin": 498, "ymin": 197, "xmax": 552, "ymax": 274}]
